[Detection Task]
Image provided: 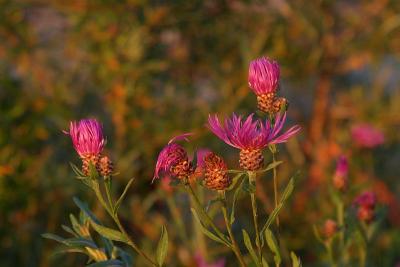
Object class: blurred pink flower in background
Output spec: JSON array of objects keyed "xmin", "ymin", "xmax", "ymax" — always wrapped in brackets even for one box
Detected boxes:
[
  {"xmin": 351, "ymin": 124, "xmax": 384, "ymax": 148},
  {"xmin": 194, "ymin": 252, "xmax": 225, "ymax": 267},
  {"xmin": 354, "ymin": 191, "xmax": 377, "ymax": 223},
  {"xmin": 333, "ymin": 155, "xmax": 348, "ymax": 190}
]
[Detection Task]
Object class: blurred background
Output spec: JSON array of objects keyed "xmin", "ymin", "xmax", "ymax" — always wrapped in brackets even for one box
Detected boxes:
[{"xmin": 1, "ymin": 0, "xmax": 399, "ymax": 266}]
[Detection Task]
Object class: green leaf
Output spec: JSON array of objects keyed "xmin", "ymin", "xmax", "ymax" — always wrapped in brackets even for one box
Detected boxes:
[
  {"xmin": 73, "ymin": 197, "xmax": 101, "ymax": 225},
  {"xmin": 290, "ymin": 252, "xmax": 302, "ymax": 267},
  {"xmin": 242, "ymin": 178, "xmax": 256, "ymax": 194},
  {"xmin": 90, "ymin": 221, "xmax": 127, "ymax": 243},
  {"xmin": 226, "ymin": 173, "xmax": 244, "ymax": 191},
  {"xmin": 312, "ymin": 225, "xmax": 324, "ymax": 245},
  {"xmin": 227, "ymin": 169, "xmax": 245, "ymax": 174},
  {"xmin": 61, "ymin": 225, "xmax": 78, "ymax": 237},
  {"xmin": 205, "ymin": 198, "xmax": 222, "ymax": 212},
  {"xmin": 191, "ymin": 208, "xmax": 230, "ymax": 247},
  {"xmin": 265, "ymin": 229, "xmax": 281, "ymax": 265},
  {"xmin": 114, "ymin": 178, "xmax": 134, "ymax": 214},
  {"xmin": 230, "ymin": 178, "xmax": 245, "ymax": 224},
  {"xmin": 86, "ymin": 260, "xmax": 124, "ymax": 267},
  {"xmin": 64, "ymin": 237, "xmax": 97, "ymax": 248},
  {"xmin": 70, "ymin": 162, "xmax": 86, "ymax": 178},
  {"xmin": 156, "ymin": 226, "xmax": 168, "ymax": 267},
  {"xmin": 256, "ymin": 161, "xmax": 283, "ymax": 174},
  {"xmin": 242, "ymin": 229, "xmax": 259, "ymax": 266},
  {"xmin": 261, "ymin": 174, "xmax": 298, "ymax": 234},
  {"xmin": 42, "ymin": 233, "xmax": 66, "ymax": 244}
]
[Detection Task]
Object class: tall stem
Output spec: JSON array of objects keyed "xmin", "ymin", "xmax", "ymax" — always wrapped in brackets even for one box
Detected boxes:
[
  {"xmin": 337, "ymin": 200, "xmax": 344, "ymax": 251},
  {"xmin": 219, "ymin": 191, "xmax": 247, "ymax": 267},
  {"xmin": 100, "ymin": 179, "xmax": 157, "ymax": 266},
  {"xmin": 248, "ymin": 171, "xmax": 262, "ymax": 266}
]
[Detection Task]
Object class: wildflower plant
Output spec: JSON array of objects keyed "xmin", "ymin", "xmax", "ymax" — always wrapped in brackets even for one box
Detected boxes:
[{"xmin": 44, "ymin": 57, "xmax": 305, "ymax": 267}]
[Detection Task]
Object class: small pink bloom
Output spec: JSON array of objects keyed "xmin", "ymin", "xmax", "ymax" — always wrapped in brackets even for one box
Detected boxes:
[
  {"xmin": 194, "ymin": 252, "xmax": 225, "ymax": 267},
  {"xmin": 153, "ymin": 133, "xmax": 192, "ymax": 182},
  {"xmin": 207, "ymin": 112, "xmax": 300, "ymax": 150},
  {"xmin": 323, "ymin": 219, "xmax": 338, "ymax": 238},
  {"xmin": 351, "ymin": 124, "xmax": 384, "ymax": 148},
  {"xmin": 354, "ymin": 191, "xmax": 377, "ymax": 209},
  {"xmin": 248, "ymin": 57, "xmax": 280, "ymax": 95},
  {"xmin": 64, "ymin": 118, "xmax": 105, "ymax": 158},
  {"xmin": 333, "ymin": 155, "xmax": 348, "ymax": 190}
]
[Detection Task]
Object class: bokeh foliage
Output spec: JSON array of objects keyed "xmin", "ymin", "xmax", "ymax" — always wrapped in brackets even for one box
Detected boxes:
[{"xmin": 0, "ymin": 0, "xmax": 399, "ymax": 266}]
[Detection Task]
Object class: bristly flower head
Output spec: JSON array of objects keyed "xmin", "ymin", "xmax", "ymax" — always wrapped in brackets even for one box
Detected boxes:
[
  {"xmin": 208, "ymin": 112, "xmax": 300, "ymax": 150},
  {"xmin": 208, "ymin": 112, "xmax": 300, "ymax": 170},
  {"xmin": 351, "ymin": 124, "xmax": 384, "ymax": 148},
  {"xmin": 153, "ymin": 133, "xmax": 193, "ymax": 182},
  {"xmin": 64, "ymin": 118, "xmax": 105, "ymax": 159},
  {"xmin": 248, "ymin": 57, "xmax": 280, "ymax": 95}
]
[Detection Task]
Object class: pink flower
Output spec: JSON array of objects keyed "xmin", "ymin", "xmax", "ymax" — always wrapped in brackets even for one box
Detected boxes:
[
  {"xmin": 354, "ymin": 191, "xmax": 377, "ymax": 209},
  {"xmin": 208, "ymin": 112, "xmax": 300, "ymax": 171},
  {"xmin": 354, "ymin": 191, "xmax": 377, "ymax": 223},
  {"xmin": 333, "ymin": 155, "xmax": 348, "ymax": 190},
  {"xmin": 351, "ymin": 124, "xmax": 384, "ymax": 148},
  {"xmin": 64, "ymin": 118, "xmax": 105, "ymax": 159},
  {"xmin": 248, "ymin": 57, "xmax": 280, "ymax": 95},
  {"xmin": 153, "ymin": 133, "xmax": 193, "ymax": 182},
  {"xmin": 194, "ymin": 252, "xmax": 225, "ymax": 267},
  {"xmin": 207, "ymin": 112, "xmax": 300, "ymax": 150}
]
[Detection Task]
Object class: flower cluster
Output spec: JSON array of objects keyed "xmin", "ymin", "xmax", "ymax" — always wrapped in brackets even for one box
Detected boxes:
[
  {"xmin": 351, "ymin": 124, "xmax": 384, "ymax": 148},
  {"xmin": 333, "ymin": 155, "xmax": 348, "ymax": 191}
]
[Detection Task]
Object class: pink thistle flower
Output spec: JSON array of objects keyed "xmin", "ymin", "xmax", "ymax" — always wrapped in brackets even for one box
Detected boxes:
[
  {"xmin": 64, "ymin": 118, "xmax": 105, "ymax": 159},
  {"xmin": 153, "ymin": 133, "xmax": 194, "ymax": 182},
  {"xmin": 207, "ymin": 112, "xmax": 300, "ymax": 171},
  {"xmin": 64, "ymin": 118, "xmax": 106, "ymax": 176},
  {"xmin": 248, "ymin": 57, "xmax": 280, "ymax": 95},
  {"xmin": 333, "ymin": 155, "xmax": 348, "ymax": 191},
  {"xmin": 194, "ymin": 252, "xmax": 225, "ymax": 267},
  {"xmin": 351, "ymin": 124, "xmax": 384, "ymax": 148}
]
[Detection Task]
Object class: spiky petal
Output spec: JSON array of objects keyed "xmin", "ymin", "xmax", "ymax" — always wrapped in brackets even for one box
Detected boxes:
[
  {"xmin": 207, "ymin": 112, "xmax": 300, "ymax": 150},
  {"xmin": 65, "ymin": 118, "xmax": 105, "ymax": 158},
  {"xmin": 248, "ymin": 57, "xmax": 280, "ymax": 95}
]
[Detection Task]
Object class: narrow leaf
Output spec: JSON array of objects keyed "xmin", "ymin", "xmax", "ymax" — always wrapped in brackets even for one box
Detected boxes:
[
  {"xmin": 191, "ymin": 208, "xmax": 229, "ymax": 246},
  {"xmin": 73, "ymin": 197, "xmax": 101, "ymax": 224},
  {"xmin": 114, "ymin": 178, "xmax": 134, "ymax": 214},
  {"xmin": 87, "ymin": 260, "xmax": 124, "ymax": 267},
  {"xmin": 242, "ymin": 229, "xmax": 259, "ymax": 266},
  {"xmin": 61, "ymin": 225, "xmax": 78, "ymax": 237},
  {"xmin": 42, "ymin": 233, "xmax": 65, "ymax": 244},
  {"xmin": 156, "ymin": 225, "xmax": 169, "ymax": 267},
  {"xmin": 64, "ymin": 237, "xmax": 97, "ymax": 248},
  {"xmin": 230, "ymin": 178, "xmax": 245, "ymax": 224},
  {"xmin": 265, "ymin": 229, "xmax": 281, "ymax": 265},
  {"xmin": 290, "ymin": 252, "xmax": 302, "ymax": 267},
  {"xmin": 256, "ymin": 161, "xmax": 283, "ymax": 174},
  {"xmin": 226, "ymin": 173, "xmax": 244, "ymax": 191},
  {"xmin": 90, "ymin": 221, "xmax": 127, "ymax": 243}
]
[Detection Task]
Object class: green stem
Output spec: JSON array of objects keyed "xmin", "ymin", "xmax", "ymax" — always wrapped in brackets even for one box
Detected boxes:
[
  {"xmin": 248, "ymin": 171, "xmax": 262, "ymax": 266},
  {"xmin": 326, "ymin": 241, "xmax": 337, "ymax": 267},
  {"xmin": 184, "ymin": 183, "xmax": 231, "ymax": 247},
  {"xmin": 337, "ymin": 200, "xmax": 344, "ymax": 252},
  {"xmin": 100, "ymin": 180, "xmax": 157, "ymax": 267},
  {"xmin": 219, "ymin": 191, "xmax": 247, "ymax": 267}
]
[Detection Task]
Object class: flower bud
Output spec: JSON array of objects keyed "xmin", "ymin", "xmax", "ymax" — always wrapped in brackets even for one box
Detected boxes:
[{"xmin": 203, "ymin": 152, "xmax": 231, "ymax": 191}]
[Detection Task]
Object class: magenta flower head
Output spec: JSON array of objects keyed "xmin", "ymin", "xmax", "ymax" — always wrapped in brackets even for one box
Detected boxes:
[
  {"xmin": 248, "ymin": 57, "xmax": 288, "ymax": 114},
  {"xmin": 354, "ymin": 191, "xmax": 377, "ymax": 223},
  {"xmin": 333, "ymin": 155, "xmax": 348, "ymax": 191},
  {"xmin": 153, "ymin": 133, "xmax": 194, "ymax": 182},
  {"xmin": 351, "ymin": 124, "xmax": 384, "ymax": 148},
  {"xmin": 249, "ymin": 57, "xmax": 280, "ymax": 95},
  {"xmin": 65, "ymin": 119, "xmax": 105, "ymax": 159},
  {"xmin": 207, "ymin": 112, "xmax": 300, "ymax": 171},
  {"xmin": 64, "ymin": 118, "xmax": 106, "ymax": 176}
]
